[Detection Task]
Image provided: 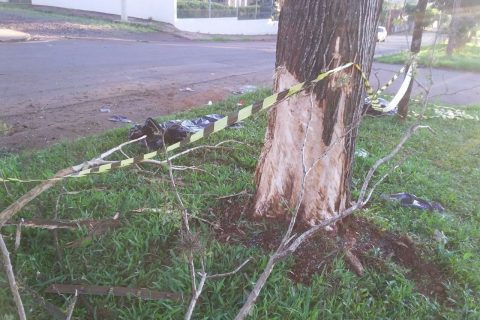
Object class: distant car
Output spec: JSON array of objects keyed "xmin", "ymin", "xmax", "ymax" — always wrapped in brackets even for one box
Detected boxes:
[{"xmin": 377, "ymin": 26, "xmax": 387, "ymax": 42}]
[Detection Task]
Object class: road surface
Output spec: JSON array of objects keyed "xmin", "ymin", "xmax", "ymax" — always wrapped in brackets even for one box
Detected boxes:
[{"xmin": 1, "ymin": 33, "xmax": 478, "ymax": 150}]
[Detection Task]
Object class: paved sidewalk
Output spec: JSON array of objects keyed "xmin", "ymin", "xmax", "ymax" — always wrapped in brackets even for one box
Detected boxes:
[{"xmin": 0, "ymin": 28, "xmax": 30, "ymax": 42}]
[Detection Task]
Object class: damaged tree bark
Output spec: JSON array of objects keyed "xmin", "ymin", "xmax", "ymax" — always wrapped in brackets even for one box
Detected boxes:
[{"xmin": 254, "ymin": 0, "xmax": 383, "ymax": 226}]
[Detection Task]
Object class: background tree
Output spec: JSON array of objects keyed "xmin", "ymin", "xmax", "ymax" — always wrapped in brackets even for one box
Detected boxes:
[
  {"xmin": 435, "ymin": 0, "xmax": 479, "ymax": 54},
  {"xmin": 397, "ymin": 0, "xmax": 429, "ymax": 119},
  {"xmin": 253, "ymin": 0, "xmax": 383, "ymax": 227}
]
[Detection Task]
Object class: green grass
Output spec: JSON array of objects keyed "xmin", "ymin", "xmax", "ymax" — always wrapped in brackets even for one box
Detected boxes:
[
  {"xmin": 0, "ymin": 3, "xmax": 158, "ymax": 33},
  {"xmin": 0, "ymin": 91, "xmax": 479, "ymax": 319},
  {"xmin": 376, "ymin": 43, "xmax": 480, "ymax": 72}
]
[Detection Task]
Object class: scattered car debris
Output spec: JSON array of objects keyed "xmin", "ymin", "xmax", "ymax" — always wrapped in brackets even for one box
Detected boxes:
[
  {"xmin": 433, "ymin": 229, "xmax": 448, "ymax": 245},
  {"xmin": 355, "ymin": 148, "xmax": 369, "ymax": 158},
  {"xmin": 99, "ymin": 107, "xmax": 111, "ymax": 113},
  {"xmin": 179, "ymin": 87, "xmax": 195, "ymax": 92},
  {"xmin": 410, "ymin": 106, "xmax": 480, "ymax": 120},
  {"xmin": 129, "ymin": 115, "xmax": 243, "ymax": 149},
  {"xmin": 232, "ymin": 85, "xmax": 257, "ymax": 95},
  {"xmin": 109, "ymin": 115, "xmax": 132, "ymax": 123},
  {"xmin": 363, "ymin": 97, "xmax": 395, "ymax": 116},
  {"xmin": 381, "ymin": 193, "xmax": 445, "ymax": 212},
  {"xmin": 45, "ymin": 284, "xmax": 181, "ymax": 301}
]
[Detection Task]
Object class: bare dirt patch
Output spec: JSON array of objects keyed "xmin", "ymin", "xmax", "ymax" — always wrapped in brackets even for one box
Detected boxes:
[
  {"xmin": 0, "ymin": 73, "xmax": 269, "ymax": 152},
  {"xmin": 213, "ymin": 199, "xmax": 450, "ymax": 303}
]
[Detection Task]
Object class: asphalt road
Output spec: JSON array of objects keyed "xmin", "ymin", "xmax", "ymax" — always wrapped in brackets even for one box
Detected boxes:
[
  {"xmin": 0, "ymin": 39, "xmax": 275, "ymax": 117},
  {"xmin": 1, "ymin": 33, "xmax": 479, "ymax": 150},
  {"xmin": 0, "ymin": 32, "xmax": 466, "ymax": 114},
  {"xmin": 374, "ymin": 31, "xmax": 442, "ymax": 57}
]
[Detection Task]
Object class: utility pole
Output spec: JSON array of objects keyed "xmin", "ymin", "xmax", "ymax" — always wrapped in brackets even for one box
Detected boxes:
[{"xmin": 121, "ymin": 0, "xmax": 128, "ymax": 22}]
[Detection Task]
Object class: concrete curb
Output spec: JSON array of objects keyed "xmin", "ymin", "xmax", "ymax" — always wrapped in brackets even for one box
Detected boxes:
[{"xmin": 0, "ymin": 29, "xmax": 31, "ymax": 42}]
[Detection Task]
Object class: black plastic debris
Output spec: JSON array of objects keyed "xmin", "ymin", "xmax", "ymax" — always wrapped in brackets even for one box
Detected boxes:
[
  {"xmin": 363, "ymin": 97, "xmax": 396, "ymax": 116},
  {"xmin": 129, "ymin": 114, "xmax": 243, "ymax": 149},
  {"xmin": 381, "ymin": 193, "xmax": 445, "ymax": 212}
]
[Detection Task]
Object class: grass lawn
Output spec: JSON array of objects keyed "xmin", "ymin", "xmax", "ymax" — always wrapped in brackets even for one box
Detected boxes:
[
  {"xmin": 0, "ymin": 3, "xmax": 158, "ymax": 33},
  {"xmin": 0, "ymin": 91, "xmax": 479, "ymax": 319},
  {"xmin": 376, "ymin": 43, "xmax": 480, "ymax": 72}
]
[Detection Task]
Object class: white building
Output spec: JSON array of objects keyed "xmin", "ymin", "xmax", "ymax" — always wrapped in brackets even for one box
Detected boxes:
[{"xmin": 30, "ymin": 0, "xmax": 278, "ymax": 35}]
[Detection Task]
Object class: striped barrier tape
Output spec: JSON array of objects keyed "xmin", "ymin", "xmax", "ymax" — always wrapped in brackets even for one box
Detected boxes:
[
  {"xmin": 384, "ymin": 61, "xmax": 416, "ymax": 113},
  {"xmin": 0, "ymin": 61, "xmax": 405, "ymax": 183},
  {"xmin": 376, "ymin": 64, "xmax": 407, "ymax": 96}
]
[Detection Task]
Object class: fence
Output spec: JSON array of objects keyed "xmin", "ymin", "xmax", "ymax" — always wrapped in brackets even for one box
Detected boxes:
[{"xmin": 177, "ymin": 0, "xmax": 276, "ymax": 20}]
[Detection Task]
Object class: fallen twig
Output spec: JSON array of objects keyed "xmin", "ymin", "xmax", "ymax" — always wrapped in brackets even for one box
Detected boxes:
[
  {"xmin": 0, "ymin": 136, "xmax": 147, "ymax": 228},
  {"xmin": 207, "ymin": 258, "xmax": 251, "ymax": 280},
  {"xmin": 25, "ymin": 285, "xmax": 66, "ymax": 320},
  {"xmin": 14, "ymin": 221, "xmax": 22, "ymax": 251},
  {"xmin": 65, "ymin": 290, "xmax": 78, "ymax": 320},
  {"xmin": 0, "ymin": 168, "xmax": 75, "ymax": 228},
  {"xmin": 0, "ymin": 233, "xmax": 26, "ymax": 320},
  {"xmin": 133, "ymin": 208, "xmax": 220, "ymax": 230},
  {"xmin": 184, "ymin": 261, "xmax": 207, "ymax": 320},
  {"xmin": 140, "ymin": 140, "xmax": 245, "ymax": 170},
  {"xmin": 45, "ymin": 284, "xmax": 181, "ymax": 301},
  {"xmin": 3, "ymin": 217, "xmax": 121, "ymax": 231},
  {"xmin": 70, "ymin": 135, "xmax": 147, "ymax": 172}
]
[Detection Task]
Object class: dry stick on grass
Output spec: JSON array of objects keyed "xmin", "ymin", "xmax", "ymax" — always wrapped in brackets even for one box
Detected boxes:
[
  {"xmin": 3, "ymin": 217, "xmax": 122, "ymax": 231},
  {"xmin": 0, "ymin": 136, "xmax": 147, "ymax": 228},
  {"xmin": 0, "ymin": 167, "xmax": 75, "ymax": 228},
  {"xmin": 140, "ymin": 140, "xmax": 245, "ymax": 169},
  {"xmin": 234, "ymin": 89, "xmax": 432, "ymax": 319},
  {"xmin": 133, "ymin": 208, "xmax": 221, "ymax": 230},
  {"xmin": 14, "ymin": 220, "xmax": 22, "ymax": 251},
  {"xmin": 163, "ymin": 140, "xmax": 200, "ymax": 320},
  {"xmin": 65, "ymin": 290, "xmax": 78, "ymax": 320},
  {"xmin": 0, "ymin": 233, "xmax": 26, "ymax": 320},
  {"xmin": 162, "ymin": 140, "xmax": 252, "ymax": 320},
  {"xmin": 26, "ymin": 285, "xmax": 67, "ymax": 320},
  {"xmin": 207, "ymin": 258, "xmax": 252, "ymax": 280},
  {"xmin": 45, "ymin": 284, "xmax": 181, "ymax": 301}
]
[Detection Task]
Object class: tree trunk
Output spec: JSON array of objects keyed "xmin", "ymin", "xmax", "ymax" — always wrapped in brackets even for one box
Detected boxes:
[
  {"xmin": 253, "ymin": 0, "xmax": 383, "ymax": 226},
  {"xmin": 397, "ymin": 0, "xmax": 428, "ymax": 119},
  {"xmin": 446, "ymin": 0, "xmax": 461, "ymax": 56}
]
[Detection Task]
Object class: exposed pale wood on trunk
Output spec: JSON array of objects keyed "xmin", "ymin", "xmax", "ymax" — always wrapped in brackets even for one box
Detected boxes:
[{"xmin": 254, "ymin": 0, "xmax": 383, "ymax": 225}]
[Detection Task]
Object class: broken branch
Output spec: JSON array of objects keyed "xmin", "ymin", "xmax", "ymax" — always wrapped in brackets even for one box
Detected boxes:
[
  {"xmin": 207, "ymin": 258, "xmax": 252, "ymax": 280},
  {"xmin": 0, "ymin": 233, "xmax": 26, "ymax": 320}
]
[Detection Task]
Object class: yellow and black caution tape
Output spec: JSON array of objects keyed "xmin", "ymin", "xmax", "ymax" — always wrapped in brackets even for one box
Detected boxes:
[
  {"xmin": 375, "ymin": 65, "xmax": 407, "ymax": 96},
  {"xmin": 68, "ymin": 62, "xmax": 354, "ymax": 178},
  {"xmin": 0, "ymin": 61, "xmax": 404, "ymax": 183}
]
